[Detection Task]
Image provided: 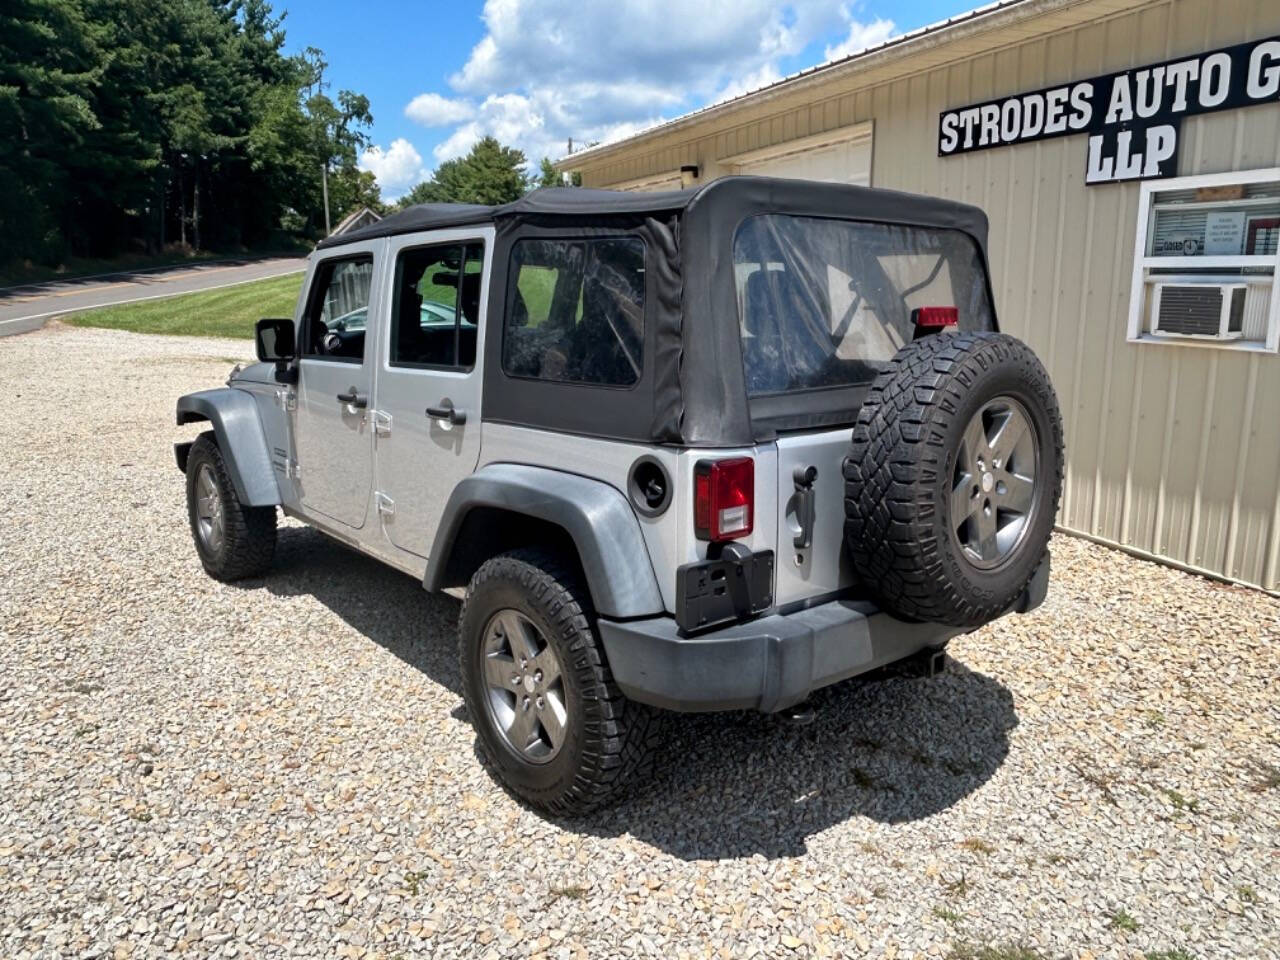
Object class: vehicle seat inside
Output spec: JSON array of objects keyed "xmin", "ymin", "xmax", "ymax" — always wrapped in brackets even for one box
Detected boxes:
[{"xmin": 742, "ymin": 269, "xmax": 831, "ymax": 394}]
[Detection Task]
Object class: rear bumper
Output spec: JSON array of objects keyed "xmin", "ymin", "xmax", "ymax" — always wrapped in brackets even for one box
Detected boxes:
[{"xmin": 598, "ymin": 553, "xmax": 1049, "ymax": 714}]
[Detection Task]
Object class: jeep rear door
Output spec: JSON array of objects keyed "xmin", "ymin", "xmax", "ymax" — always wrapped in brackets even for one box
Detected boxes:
[
  {"xmin": 732, "ymin": 215, "xmax": 996, "ymax": 605},
  {"xmin": 372, "ymin": 227, "xmax": 493, "ymax": 558}
]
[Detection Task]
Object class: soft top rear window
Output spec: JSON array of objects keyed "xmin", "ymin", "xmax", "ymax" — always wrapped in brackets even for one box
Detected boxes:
[{"xmin": 733, "ymin": 215, "xmax": 994, "ymax": 397}]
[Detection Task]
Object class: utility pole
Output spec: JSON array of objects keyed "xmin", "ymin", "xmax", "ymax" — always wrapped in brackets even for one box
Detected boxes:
[{"xmin": 321, "ymin": 162, "xmax": 332, "ymax": 235}]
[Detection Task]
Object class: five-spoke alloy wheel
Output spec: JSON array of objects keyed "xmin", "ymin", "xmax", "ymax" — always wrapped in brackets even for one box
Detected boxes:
[
  {"xmin": 951, "ymin": 396, "xmax": 1040, "ymax": 569},
  {"xmin": 193, "ymin": 462, "xmax": 227, "ymax": 555},
  {"xmin": 480, "ymin": 609, "xmax": 568, "ymax": 763},
  {"xmin": 459, "ymin": 548, "xmax": 658, "ymax": 816}
]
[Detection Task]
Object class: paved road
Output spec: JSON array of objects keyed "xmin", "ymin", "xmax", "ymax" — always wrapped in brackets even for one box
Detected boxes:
[{"xmin": 0, "ymin": 256, "xmax": 307, "ymax": 337}]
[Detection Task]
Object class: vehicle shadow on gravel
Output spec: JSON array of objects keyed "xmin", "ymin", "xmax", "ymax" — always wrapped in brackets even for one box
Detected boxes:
[
  {"xmin": 256, "ymin": 527, "xmax": 1017, "ymax": 861},
  {"xmin": 254, "ymin": 527, "xmax": 468, "ymax": 695},
  {"xmin": 579, "ymin": 663, "xmax": 1018, "ymax": 859}
]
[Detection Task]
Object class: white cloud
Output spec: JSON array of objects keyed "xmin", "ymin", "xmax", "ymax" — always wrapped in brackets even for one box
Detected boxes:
[
  {"xmin": 823, "ymin": 12, "xmax": 895, "ymax": 62},
  {"xmin": 415, "ymin": 0, "xmax": 894, "ymax": 168},
  {"xmin": 404, "ymin": 92, "xmax": 476, "ymax": 127},
  {"xmin": 712, "ymin": 64, "xmax": 785, "ymax": 106},
  {"xmin": 357, "ymin": 138, "xmax": 428, "ymax": 196}
]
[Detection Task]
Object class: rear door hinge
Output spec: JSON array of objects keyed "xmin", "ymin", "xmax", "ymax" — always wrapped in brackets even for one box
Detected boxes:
[
  {"xmin": 375, "ymin": 491, "xmax": 395, "ymax": 517},
  {"xmin": 372, "ymin": 410, "xmax": 392, "ymax": 438}
]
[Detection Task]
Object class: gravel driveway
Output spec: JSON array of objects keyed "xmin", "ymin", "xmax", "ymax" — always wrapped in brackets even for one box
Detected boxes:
[{"xmin": 2, "ymin": 324, "xmax": 1278, "ymax": 960}]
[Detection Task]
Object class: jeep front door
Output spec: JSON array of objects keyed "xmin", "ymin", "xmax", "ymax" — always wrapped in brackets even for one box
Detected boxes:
[
  {"xmin": 373, "ymin": 229, "xmax": 491, "ymax": 557},
  {"xmin": 293, "ymin": 249, "xmax": 380, "ymax": 529}
]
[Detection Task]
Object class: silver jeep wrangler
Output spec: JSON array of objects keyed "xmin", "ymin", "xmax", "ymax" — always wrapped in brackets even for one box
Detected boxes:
[{"xmin": 175, "ymin": 177, "xmax": 1063, "ymax": 815}]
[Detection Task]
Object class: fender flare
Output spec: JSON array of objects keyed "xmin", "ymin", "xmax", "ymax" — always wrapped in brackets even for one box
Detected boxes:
[
  {"xmin": 424, "ymin": 463, "xmax": 664, "ymax": 619},
  {"xmin": 175, "ymin": 388, "xmax": 281, "ymax": 507}
]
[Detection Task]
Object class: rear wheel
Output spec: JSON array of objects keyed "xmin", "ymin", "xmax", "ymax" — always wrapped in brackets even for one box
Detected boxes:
[
  {"xmin": 842, "ymin": 332, "xmax": 1063, "ymax": 626},
  {"xmin": 185, "ymin": 431, "xmax": 277, "ymax": 581},
  {"xmin": 459, "ymin": 548, "xmax": 658, "ymax": 816}
]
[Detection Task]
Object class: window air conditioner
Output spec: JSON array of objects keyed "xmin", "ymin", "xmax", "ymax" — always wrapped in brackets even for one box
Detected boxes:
[{"xmin": 1151, "ymin": 282, "xmax": 1247, "ymax": 340}]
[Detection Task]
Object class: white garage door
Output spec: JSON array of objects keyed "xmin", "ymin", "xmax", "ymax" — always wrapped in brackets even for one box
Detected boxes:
[{"xmin": 731, "ymin": 122, "xmax": 873, "ymax": 186}]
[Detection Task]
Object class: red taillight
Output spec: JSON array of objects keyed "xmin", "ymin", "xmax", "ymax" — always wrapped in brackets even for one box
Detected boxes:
[
  {"xmin": 912, "ymin": 305, "xmax": 959, "ymax": 329},
  {"xmin": 694, "ymin": 457, "xmax": 753, "ymax": 541}
]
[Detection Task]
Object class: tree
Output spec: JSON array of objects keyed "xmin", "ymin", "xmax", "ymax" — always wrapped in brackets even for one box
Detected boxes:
[
  {"xmin": 0, "ymin": 0, "xmax": 379, "ymax": 268},
  {"xmin": 328, "ymin": 167, "xmax": 386, "ymax": 220},
  {"xmin": 0, "ymin": 0, "xmax": 101, "ymax": 263},
  {"xmin": 247, "ymin": 45, "xmax": 377, "ymax": 237},
  {"xmin": 531, "ymin": 157, "xmax": 581, "ymax": 190},
  {"xmin": 400, "ymin": 136, "xmax": 527, "ymax": 208}
]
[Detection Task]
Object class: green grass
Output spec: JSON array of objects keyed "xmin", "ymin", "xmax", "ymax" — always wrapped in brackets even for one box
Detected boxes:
[
  {"xmin": 1159, "ymin": 788, "xmax": 1199, "ymax": 813},
  {"xmin": 1249, "ymin": 761, "xmax": 1280, "ymax": 793},
  {"xmin": 1108, "ymin": 908, "xmax": 1140, "ymax": 932},
  {"xmin": 64, "ymin": 271, "xmax": 303, "ymax": 339},
  {"xmin": 948, "ymin": 945, "xmax": 1046, "ymax": 960},
  {"xmin": 402, "ymin": 870, "xmax": 431, "ymax": 896},
  {"xmin": 515, "ymin": 265, "xmax": 559, "ymax": 325}
]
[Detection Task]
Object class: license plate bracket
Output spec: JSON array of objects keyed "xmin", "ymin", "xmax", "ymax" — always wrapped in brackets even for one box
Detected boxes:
[{"xmin": 675, "ymin": 547, "xmax": 774, "ymax": 633}]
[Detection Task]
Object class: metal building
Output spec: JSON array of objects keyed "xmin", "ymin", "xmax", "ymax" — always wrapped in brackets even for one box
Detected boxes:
[{"xmin": 558, "ymin": 0, "xmax": 1280, "ymax": 593}]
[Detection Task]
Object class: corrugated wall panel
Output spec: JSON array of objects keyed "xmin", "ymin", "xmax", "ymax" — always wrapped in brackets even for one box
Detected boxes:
[{"xmin": 575, "ymin": 0, "xmax": 1280, "ymax": 592}]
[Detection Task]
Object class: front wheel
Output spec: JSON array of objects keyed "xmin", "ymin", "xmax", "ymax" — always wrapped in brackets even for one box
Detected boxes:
[
  {"xmin": 458, "ymin": 549, "xmax": 657, "ymax": 816},
  {"xmin": 185, "ymin": 431, "xmax": 277, "ymax": 581}
]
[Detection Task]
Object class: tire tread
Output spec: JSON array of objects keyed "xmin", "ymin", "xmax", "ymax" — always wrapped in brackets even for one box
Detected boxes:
[
  {"xmin": 187, "ymin": 431, "xmax": 276, "ymax": 581},
  {"xmin": 842, "ymin": 332, "xmax": 1064, "ymax": 626},
  {"xmin": 459, "ymin": 548, "xmax": 660, "ymax": 816}
]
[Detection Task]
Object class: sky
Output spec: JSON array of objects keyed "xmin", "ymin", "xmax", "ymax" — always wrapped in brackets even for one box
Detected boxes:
[{"xmin": 280, "ymin": 0, "xmax": 979, "ymax": 200}]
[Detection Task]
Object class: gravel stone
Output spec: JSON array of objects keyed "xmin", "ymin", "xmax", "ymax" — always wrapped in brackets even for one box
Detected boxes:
[{"xmin": 1, "ymin": 323, "xmax": 1278, "ymax": 959}]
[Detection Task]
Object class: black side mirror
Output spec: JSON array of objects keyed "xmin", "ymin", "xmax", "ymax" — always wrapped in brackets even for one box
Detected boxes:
[{"xmin": 255, "ymin": 318, "xmax": 295, "ymax": 363}]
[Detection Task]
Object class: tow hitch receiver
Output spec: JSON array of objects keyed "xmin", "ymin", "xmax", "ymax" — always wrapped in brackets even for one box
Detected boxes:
[
  {"xmin": 893, "ymin": 646, "xmax": 948, "ymax": 679},
  {"xmin": 779, "ymin": 701, "xmax": 816, "ymax": 726}
]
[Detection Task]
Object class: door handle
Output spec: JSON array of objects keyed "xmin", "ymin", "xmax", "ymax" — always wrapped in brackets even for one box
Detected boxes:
[
  {"xmin": 426, "ymin": 400, "xmax": 466, "ymax": 425},
  {"xmin": 336, "ymin": 388, "xmax": 367, "ymax": 409}
]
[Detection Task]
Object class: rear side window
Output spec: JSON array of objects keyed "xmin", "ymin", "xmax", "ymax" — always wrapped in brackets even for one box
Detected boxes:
[
  {"xmin": 733, "ymin": 215, "xmax": 993, "ymax": 396},
  {"xmin": 503, "ymin": 237, "xmax": 645, "ymax": 387},
  {"xmin": 390, "ymin": 242, "xmax": 484, "ymax": 369}
]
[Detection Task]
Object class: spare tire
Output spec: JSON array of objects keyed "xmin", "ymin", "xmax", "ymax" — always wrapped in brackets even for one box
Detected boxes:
[{"xmin": 843, "ymin": 331, "xmax": 1063, "ymax": 627}]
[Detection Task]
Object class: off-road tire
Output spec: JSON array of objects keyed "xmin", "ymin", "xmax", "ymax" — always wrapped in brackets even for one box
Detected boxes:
[
  {"xmin": 843, "ymin": 332, "xmax": 1063, "ymax": 626},
  {"xmin": 459, "ymin": 548, "xmax": 659, "ymax": 817},
  {"xmin": 185, "ymin": 431, "xmax": 277, "ymax": 581}
]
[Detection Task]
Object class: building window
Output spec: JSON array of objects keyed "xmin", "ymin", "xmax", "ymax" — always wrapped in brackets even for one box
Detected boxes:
[{"xmin": 1127, "ymin": 168, "xmax": 1280, "ymax": 353}]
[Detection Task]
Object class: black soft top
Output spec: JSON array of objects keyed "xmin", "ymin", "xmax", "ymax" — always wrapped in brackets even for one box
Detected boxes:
[
  {"xmin": 316, "ymin": 188, "xmax": 694, "ymax": 249},
  {"xmin": 317, "ymin": 177, "xmax": 987, "ymax": 253},
  {"xmin": 318, "ymin": 177, "xmax": 993, "ymax": 447}
]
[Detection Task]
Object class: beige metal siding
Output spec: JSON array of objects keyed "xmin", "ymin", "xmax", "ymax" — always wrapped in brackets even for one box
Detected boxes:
[{"xmin": 574, "ymin": 0, "xmax": 1280, "ymax": 591}]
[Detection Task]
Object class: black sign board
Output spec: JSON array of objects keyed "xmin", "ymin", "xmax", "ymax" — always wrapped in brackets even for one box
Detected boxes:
[{"xmin": 937, "ymin": 37, "xmax": 1280, "ymax": 184}]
